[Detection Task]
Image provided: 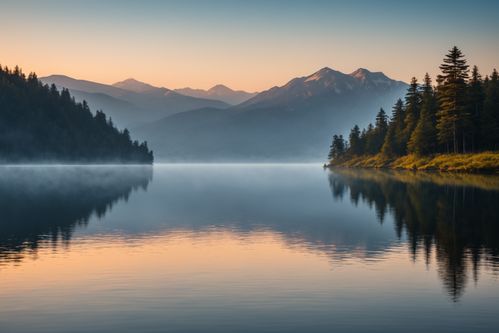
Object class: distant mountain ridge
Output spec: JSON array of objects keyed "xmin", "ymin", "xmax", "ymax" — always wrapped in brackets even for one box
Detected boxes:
[
  {"xmin": 238, "ymin": 67, "xmax": 406, "ymax": 109},
  {"xmin": 113, "ymin": 78, "xmax": 167, "ymax": 93},
  {"xmin": 40, "ymin": 75, "xmax": 229, "ymax": 128},
  {"xmin": 349, "ymin": 68, "xmax": 404, "ymax": 87},
  {"xmin": 0, "ymin": 67, "xmax": 153, "ymax": 163},
  {"xmin": 40, "ymin": 68, "xmax": 408, "ymax": 162},
  {"xmin": 134, "ymin": 67, "xmax": 408, "ymax": 162},
  {"xmin": 175, "ymin": 84, "xmax": 257, "ymax": 105}
]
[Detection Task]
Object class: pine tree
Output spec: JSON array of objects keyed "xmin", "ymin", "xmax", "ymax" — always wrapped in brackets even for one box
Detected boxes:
[
  {"xmin": 375, "ymin": 108, "xmax": 388, "ymax": 133},
  {"xmin": 436, "ymin": 46, "xmax": 470, "ymax": 153},
  {"xmin": 408, "ymin": 74, "xmax": 437, "ymax": 155},
  {"xmin": 467, "ymin": 66, "xmax": 485, "ymax": 151},
  {"xmin": 328, "ymin": 135, "xmax": 346, "ymax": 160},
  {"xmin": 381, "ymin": 126, "xmax": 396, "ymax": 157},
  {"xmin": 326, "ymin": 46, "xmax": 497, "ymax": 163},
  {"xmin": 0, "ymin": 66, "xmax": 154, "ymax": 163},
  {"xmin": 481, "ymin": 69, "xmax": 499, "ymax": 149},
  {"xmin": 381, "ymin": 99, "xmax": 405, "ymax": 156},
  {"xmin": 373, "ymin": 108, "xmax": 388, "ymax": 153},
  {"xmin": 348, "ymin": 125, "xmax": 362, "ymax": 156},
  {"xmin": 359, "ymin": 128, "xmax": 367, "ymax": 154},
  {"xmin": 402, "ymin": 77, "xmax": 422, "ymax": 153},
  {"xmin": 365, "ymin": 123, "xmax": 377, "ymax": 154}
]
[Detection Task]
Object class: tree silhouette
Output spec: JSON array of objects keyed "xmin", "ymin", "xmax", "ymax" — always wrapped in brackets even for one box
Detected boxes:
[
  {"xmin": 402, "ymin": 77, "xmax": 422, "ymax": 152},
  {"xmin": 0, "ymin": 65, "xmax": 153, "ymax": 163},
  {"xmin": 328, "ymin": 46, "xmax": 497, "ymax": 163},
  {"xmin": 408, "ymin": 73, "xmax": 437, "ymax": 155},
  {"xmin": 436, "ymin": 46, "xmax": 470, "ymax": 153},
  {"xmin": 467, "ymin": 66, "xmax": 485, "ymax": 151},
  {"xmin": 381, "ymin": 99, "xmax": 405, "ymax": 157},
  {"xmin": 481, "ymin": 69, "xmax": 499, "ymax": 150}
]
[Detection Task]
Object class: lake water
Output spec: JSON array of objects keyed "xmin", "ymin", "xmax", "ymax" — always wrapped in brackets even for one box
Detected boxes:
[{"xmin": 0, "ymin": 164, "xmax": 498, "ymax": 333}]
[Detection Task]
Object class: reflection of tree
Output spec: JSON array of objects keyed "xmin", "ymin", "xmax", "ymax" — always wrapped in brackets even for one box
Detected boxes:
[
  {"xmin": 0, "ymin": 166, "xmax": 152, "ymax": 264},
  {"xmin": 328, "ymin": 169, "xmax": 499, "ymax": 301}
]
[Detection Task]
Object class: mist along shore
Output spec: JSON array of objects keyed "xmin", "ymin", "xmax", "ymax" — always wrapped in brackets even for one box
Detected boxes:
[{"xmin": 326, "ymin": 152, "xmax": 499, "ymax": 173}]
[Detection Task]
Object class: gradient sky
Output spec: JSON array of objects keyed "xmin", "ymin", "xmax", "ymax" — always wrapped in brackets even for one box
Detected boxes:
[{"xmin": 1, "ymin": 0, "xmax": 498, "ymax": 91}]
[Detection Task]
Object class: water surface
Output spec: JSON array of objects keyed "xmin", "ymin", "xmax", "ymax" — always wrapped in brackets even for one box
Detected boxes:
[{"xmin": 0, "ymin": 164, "xmax": 498, "ymax": 333}]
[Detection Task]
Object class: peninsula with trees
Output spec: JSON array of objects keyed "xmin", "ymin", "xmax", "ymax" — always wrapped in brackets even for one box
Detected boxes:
[
  {"xmin": 0, "ymin": 65, "xmax": 153, "ymax": 164},
  {"xmin": 327, "ymin": 47, "xmax": 499, "ymax": 172}
]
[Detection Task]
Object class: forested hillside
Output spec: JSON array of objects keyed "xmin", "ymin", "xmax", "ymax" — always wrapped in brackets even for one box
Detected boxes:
[
  {"xmin": 328, "ymin": 47, "xmax": 499, "ymax": 171},
  {"xmin": 0, "ymin": 66, "xmax": 153, "ymax": 163},
  {"xmin": 135, "ymin": 67, "xmax": 407, "ymax": 161}
]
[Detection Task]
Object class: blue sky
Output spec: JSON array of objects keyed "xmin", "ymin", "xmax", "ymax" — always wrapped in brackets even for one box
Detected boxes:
[{"xmin": 1, "ymin": 0, "xmax": 498, "ymax": 90}]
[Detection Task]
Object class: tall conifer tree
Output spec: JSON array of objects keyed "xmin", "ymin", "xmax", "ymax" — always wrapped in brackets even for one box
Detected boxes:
[
  {"xmin": 381, "ymin": 99, "xmax": 405, "ymax": 156},
  {"xmin": 467, "ymin": 66, "xmax": 485, "ymax": 151},
  {"xmin": 348, "ymin": 125, "xmax": 362, "ymax": 156},
  {"xmin": 481, "ymin": 69, "xmax": 499, "ymax": 149},
  {"xmin": 436, "ymin": 46, "xmax": 470, "ymax": 153},
  {"xmin": 403, "ymin": 77, "xmax": 422, "ymax": 147},
  {"xmin": 408, "ymin": 74, "xmax": 437, "ymax": 155}
]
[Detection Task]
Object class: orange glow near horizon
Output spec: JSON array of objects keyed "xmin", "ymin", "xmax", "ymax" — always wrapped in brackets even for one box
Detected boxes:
[
  {"xmin": 0, "ymin": 230, "xmax": 423, "ymax": 295},
  {"xmin": 1, "ymin": 1, "xmax": 498, "ymax": 92}
]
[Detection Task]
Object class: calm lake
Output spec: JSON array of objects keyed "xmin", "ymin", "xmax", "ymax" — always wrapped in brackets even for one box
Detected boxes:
[{"xmin": 0, "ymin": 164, "xmax": 498, "ymax": 333}]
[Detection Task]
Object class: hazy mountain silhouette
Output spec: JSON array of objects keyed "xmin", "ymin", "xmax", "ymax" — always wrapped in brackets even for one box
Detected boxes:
[
  {"xmin": 237, "ymin": 67, "xmax": 405, "ymax": 109},
  {"xmin": 134, "ymin": 67, "xmax": 408, "ymax": 161},
  {"xmin": 40, "ymin": 75, "xmax": 230, "ymax": 128},
  {"xmin": 63, "ymin": 88, "xmax": 140, "ymax": 127},
  {"xmin": 175, "ymin": 84, "xmax": 257, "ymax": 105},
  {"xmin": 0, "ymin": 67, "xmax": 153, "ymax": 163},
  {"xmin": 113, "ymin": 78, "xmax": 164, "ymax": 93}
]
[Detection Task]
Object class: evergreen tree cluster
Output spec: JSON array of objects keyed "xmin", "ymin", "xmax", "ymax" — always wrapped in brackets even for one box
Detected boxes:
[
  {"xmin": 0, "ymin": 65, "xmax": 153, "ymax": 163},
  {"xmin": 328, "ymin": 47, "xmax": 499, "ymax": 160}
]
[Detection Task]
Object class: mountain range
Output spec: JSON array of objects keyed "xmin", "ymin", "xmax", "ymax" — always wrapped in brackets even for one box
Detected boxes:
[
  {"xmin": 41, "ymin": 67, "xmax": 407, "ymax": 162},
  {"xmin": 40, "ymin": 75, "xmax": 233, "ymax": 128},
  {"xmin": 175, "ymin": 85, "xmax": 257, "ymax": 105},
  {"xmin": 0, "ymin": 67, "xmax": 153, "ymax": 163},
  {"xmin": 133, "ymin": 67, "xmax": 408, "ymax": 161}
]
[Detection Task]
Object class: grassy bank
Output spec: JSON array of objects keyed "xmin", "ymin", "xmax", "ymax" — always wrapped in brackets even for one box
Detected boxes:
[{"xmin": 328, "ymin": 152, "xmax": 499, "ymax": 173}]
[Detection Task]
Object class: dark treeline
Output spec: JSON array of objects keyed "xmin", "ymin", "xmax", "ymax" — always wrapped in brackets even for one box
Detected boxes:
[
  {"xmin": 0, "ymin": 166, "xmax": 152, "ymax": 264},
  {"xmin": 328, "ymin": 169, "xmax": 499, "ymax": 301},
  {"xmin": 0, "ymin": 65, "xmax": 153, "ymax": 163},
  {"xmin": 328, "ymin": 47, "xmax": 499, "ymax": 160}
]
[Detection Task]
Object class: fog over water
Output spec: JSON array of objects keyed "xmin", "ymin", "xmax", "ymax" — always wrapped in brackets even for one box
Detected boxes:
[{"xmin": 0, "ymin": 164, "xmax": 498, "ymax": 333}]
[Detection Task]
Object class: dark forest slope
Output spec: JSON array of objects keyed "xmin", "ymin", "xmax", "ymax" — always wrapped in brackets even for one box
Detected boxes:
[{"xmin": 0, "ymin": 66, "xmax": 153, "ymax": 163}]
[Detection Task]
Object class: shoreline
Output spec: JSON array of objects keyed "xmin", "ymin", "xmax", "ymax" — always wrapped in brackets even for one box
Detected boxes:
[{"xmin": 326, "ymin": 152, "xmax": 499, "ymax": 173}]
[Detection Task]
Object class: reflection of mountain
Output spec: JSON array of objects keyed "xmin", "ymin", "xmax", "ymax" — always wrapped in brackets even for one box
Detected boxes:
[
  {"xmin": 328, "ymin": 168, "xmax": 499, "ymax": 301},
  {"xmin": 0, "ymin": 166, "xmax": 152, "ymax": 264}
]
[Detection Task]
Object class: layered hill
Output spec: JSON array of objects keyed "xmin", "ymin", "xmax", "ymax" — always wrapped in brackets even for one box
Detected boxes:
[
  {"xmin": 134, "ymin": 67, "xmax": 408, "ymax": 162},
  {"xmin": 0, "ymin": 67, "xmax": 153, "ymax": 163},
  {"xmin": 40, "ymin": 75, "xmax": 230, "ymax": 128},
  {"xmin": 175, "ymin": 84, "xmax": 257, "ymax": 105}
]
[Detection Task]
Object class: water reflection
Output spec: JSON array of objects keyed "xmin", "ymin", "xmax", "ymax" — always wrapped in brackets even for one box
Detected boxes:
[
  {"xmin": 94, "ymin": 165, "xmax": 402, "ymax": 262},
  {"xmin": 328, "ymin": 168, "xmax": 499, "ymax": 301},
  {"xmin": 0, "ymin": 166, "xmax": 152, "ymax": 264},
  {"xmin": 1, "ymin": 165, "xmax": 498, "ymax": 304},
  {"xmin": 1, "ymin": 165, "xmax": 499, "ymax": 333}
]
